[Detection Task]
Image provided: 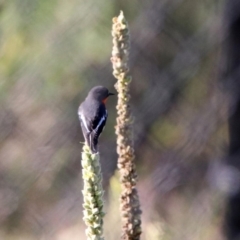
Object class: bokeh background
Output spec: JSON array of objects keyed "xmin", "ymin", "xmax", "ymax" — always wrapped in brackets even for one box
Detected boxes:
[{"xmin": 1, "ymin": 0, "xmax": 238, "ymax": 239}]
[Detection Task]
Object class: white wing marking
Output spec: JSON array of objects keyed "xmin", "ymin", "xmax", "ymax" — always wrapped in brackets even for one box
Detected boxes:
[
  {"xmin": 79, "ymin": 112, "xmax": 90, "ymax": 133},
  {"xmin": 94, "ymin": 112, "xmax": 107, "ymax": 133}
]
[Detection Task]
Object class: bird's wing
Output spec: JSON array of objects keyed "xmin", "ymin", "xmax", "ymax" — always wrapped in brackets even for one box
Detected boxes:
[
  {"xmin": 78, "ymin": 105, "xmax": 91, "ymax": 133},
  {"xmin": 78, "ymin": 103, "xmax": 108, "ymax": 134},
  {"xmin": 91, "ymin": 107, "xmax": 108, "ymax": 134},
  {"xmin": 90, "ymin": 108, "xmax": 107, "ymax": 152}
]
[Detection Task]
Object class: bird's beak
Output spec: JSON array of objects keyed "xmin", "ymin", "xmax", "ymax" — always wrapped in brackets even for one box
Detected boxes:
[{"xmin": 108, "ymin": 92, "xmax": 115, "ymax": 96}]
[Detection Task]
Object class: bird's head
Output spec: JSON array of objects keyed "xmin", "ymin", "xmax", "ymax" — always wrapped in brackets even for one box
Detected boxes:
[{"xmin": 88, "ymin": 86, "xmax": 114, "ymax": 103}]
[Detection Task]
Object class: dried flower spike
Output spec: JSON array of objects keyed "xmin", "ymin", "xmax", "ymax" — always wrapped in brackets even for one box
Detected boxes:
[{"xmin": 111, "ymin": 11, "xmax": 142, "ymax": 240}]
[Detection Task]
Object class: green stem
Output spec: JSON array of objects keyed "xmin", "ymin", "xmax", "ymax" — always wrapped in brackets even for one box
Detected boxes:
[{"xmin": 81, "ymin": 144, "xmax": 105, "ymax": 240}]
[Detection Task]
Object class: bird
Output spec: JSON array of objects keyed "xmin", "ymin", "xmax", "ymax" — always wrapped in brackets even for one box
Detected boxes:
[{"xmin": 78, "ymin": 86, "xmax": 114, "ymax": 153}]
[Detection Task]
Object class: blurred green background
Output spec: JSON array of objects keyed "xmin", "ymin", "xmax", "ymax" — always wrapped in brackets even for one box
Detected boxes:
[{"xmin": 0, "ymin": 0, "xmax": 229, "ymax": 239}]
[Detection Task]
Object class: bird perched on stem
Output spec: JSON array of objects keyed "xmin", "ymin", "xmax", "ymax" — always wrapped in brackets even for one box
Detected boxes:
[{"xmin": 78, "ymin": 86, "xmax": 114, "ymax": 153}]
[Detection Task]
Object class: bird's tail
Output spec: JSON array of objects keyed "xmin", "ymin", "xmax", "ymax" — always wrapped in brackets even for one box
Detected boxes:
[
  {"xmin": 81, "ymin": 122, "xmax": 93, "ymax": 152},
  {"xmin": 80, "ymin": 122, "xmax": 99, "ymax": 153},
  {"xmin": 89, "ymin": 133, "xmax": 98, "ymax": 153}
]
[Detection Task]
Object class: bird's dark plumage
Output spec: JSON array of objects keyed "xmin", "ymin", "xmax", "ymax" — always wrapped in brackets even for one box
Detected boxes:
[{"xmin": 78, "ymin": 86, "xmax": 114, "ymax": 153}]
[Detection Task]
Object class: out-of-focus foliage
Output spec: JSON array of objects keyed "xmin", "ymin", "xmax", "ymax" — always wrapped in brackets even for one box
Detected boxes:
[{"xmin": 0, "ymin": 0, "xmax": 228, "ymax": 239}]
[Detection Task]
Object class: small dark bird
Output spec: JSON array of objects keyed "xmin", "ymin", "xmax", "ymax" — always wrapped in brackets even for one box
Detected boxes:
[{"xmin": 78, "ymin": 86, "xmax": 114, "ymax": 153}]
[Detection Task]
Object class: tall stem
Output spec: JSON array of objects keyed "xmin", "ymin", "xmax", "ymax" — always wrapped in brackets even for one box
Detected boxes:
[
  {"xmin": 81, "ymin": 144, "xmax": 105, "ymax": 240},
  {"xmin": 111, "ymin": 11, "xmax": 142, "ymax": 240}
]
